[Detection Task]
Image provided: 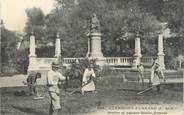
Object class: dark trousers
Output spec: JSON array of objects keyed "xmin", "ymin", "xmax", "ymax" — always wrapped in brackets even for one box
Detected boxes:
[{"xmin": 49, "ymin": 101, "xmax": 59, "ymax": 115}]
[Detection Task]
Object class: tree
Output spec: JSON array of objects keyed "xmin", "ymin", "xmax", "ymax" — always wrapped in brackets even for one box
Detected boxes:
[
  {"xmin": 44, "ymin": 0, "xmax": 161, "ymax": 57},
  {"xmin": 25, "ymin": 7, "xmax": 45, "ymax": 35},
  {"xmin": 1, "ymin": 23, "xmax": 19, "ymax": 73},
  {"xmin": 139, "ymin": 0, "xmax": 184, "ymax": 68},
  {"xmin": 24, "ymin": 7, "xmax": 56, "ymax": 57}
]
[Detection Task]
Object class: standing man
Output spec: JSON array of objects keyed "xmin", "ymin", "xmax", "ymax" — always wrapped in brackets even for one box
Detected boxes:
[
  {"xmin": 137, "ymin": 63, "xmax": 144, "ymax": 89},
  {"xmin": 47, "ymin": 61, "xmax": 66, "ymax": 115},
  {"xmin": 81, "ymin": 63, "xmax": 96, "ymax": 95}
]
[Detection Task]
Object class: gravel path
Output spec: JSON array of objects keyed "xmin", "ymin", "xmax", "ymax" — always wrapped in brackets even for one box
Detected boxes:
[{"xmin": 0, "ymin": 74, "xmax": 47, "ymax": 88}]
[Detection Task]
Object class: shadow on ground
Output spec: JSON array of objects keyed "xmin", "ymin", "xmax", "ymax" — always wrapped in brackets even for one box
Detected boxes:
[{"xmin": 12, "ymin": 105, "xmax": 48, "ymax": 115}]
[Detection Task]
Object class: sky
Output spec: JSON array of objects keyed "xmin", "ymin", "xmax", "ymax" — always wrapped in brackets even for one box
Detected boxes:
[{"xmin": 1, "ymin": 0, "xmax": 55, "ymax": 32}]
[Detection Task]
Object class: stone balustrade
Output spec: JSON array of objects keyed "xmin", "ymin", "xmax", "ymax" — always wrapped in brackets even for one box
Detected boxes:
[
  {"xmin": 141, "ymin": 57, "xmax": 155, "ymax": 66},
  {"xmin": 34, "ymin": 57, "xmax": 86, "ymax": 70},
  {"xmin": 63, "ymin": 58, "xmax": 85, "ymax": 64},
  {"xmin": 106, "ymin": 57, "xmax": 133, "ymax": 66},
  {"xmin": 28, "ymin": 57, "xmax": 155, "ymax": 74},
  {"xmin": 34, "ymin": 58, "xmax": 56, "ymax": 71},
  {"xmin": 32, "ymin": 57, "xmax": 154, "ymax": 71},
  {"xmin": 36, "ymin": 58, "xmax": 56, "ymax": 65}
]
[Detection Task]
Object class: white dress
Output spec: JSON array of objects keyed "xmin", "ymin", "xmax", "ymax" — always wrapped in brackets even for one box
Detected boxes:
[
  {"xmin": 81, "ymin": 68, "xmax": 96, "ymax": 92},
  {"xmin": 151, "ymin": 69, "xmax": 160, "ymax": 86},
  {"xmin": 151, "ymin": 60, "xmax": 160, "ymax": 86}
]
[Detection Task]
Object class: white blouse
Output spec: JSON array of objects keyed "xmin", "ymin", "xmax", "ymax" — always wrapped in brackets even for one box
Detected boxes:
[{"xmin": 82, "ymin": 68, "xmax": 96, "ymax": 83}]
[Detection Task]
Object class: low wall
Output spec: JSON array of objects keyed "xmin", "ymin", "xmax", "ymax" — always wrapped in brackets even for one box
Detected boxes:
[{"xmin": 27, "ymin": 57, "xmax": 154, "ymax": 75}]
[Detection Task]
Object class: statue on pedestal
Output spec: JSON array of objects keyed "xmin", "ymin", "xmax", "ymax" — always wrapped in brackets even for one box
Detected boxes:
[{"xmin": 90, "ymin": 13, "xmax": 100, "ymax": 33}]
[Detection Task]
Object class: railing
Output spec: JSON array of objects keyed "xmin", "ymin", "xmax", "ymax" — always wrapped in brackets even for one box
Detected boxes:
[
  {"xmin": 106, "ymin": 57, "xmax": 133, "ymax": 66},
  {"xmin": 36, "ymin": 58, "xmax": 56, "ymax": 65},
  {"xmin": 141, "ymin": 57, "xmax": 154, "ymax": 66},
  {"xmin": 63, "ymin": 58, "xmax": 85, "ymax": 64},
  {"xmin": 34, "ymin": 57, "xmax": 154, "ymax": 68},
  {"xmin": 36, "ymin": 58, "xmax": 86, "ymax": 65},
  {"xmin": 35, "ymin": 58, "xmax": 86, "ymax": 69}
]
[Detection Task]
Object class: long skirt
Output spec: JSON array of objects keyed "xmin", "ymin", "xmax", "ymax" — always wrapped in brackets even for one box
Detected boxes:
[
  {"xmin": 151, "ymin": 70, "xmax": 160, "ymax": 86},
  {"xmin": 81, "ymin": 80, "xmax": 95, "ymax": 92}
]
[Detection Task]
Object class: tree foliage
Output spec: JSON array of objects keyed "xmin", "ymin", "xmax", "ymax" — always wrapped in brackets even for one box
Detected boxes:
[
  {"xmin": 22, "ymin": 0, "xmax": 184, "ymax": 67},
  {"xmin": 1, "ymin": 23, "xmax": 20, "ymax": 73},
  {"xmin": 40, "ymin": 0, "xmax": 162, "ymax": 57},
  {"xmin": 2, "ymin": 0, "xmax": 184, "ymax": 73},
  {"xmin": 25, "ymin": 7, "xmax": 45, "ymax": 35}
]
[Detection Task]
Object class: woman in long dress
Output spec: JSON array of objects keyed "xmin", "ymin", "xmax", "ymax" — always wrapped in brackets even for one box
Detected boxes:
[
  {"xmin": 151, "ymin": 58, "xmax": 166, "ymax": 93},
  {"xmin": 81, "ymin": 64, "xmax": 96, "ymax": 95}
]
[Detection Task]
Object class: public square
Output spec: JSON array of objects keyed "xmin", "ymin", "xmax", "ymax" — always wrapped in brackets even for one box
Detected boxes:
[
  {"xmin": 1, "ymin": 0, "xmax": 184, "ymax": 115},
  {"xmin": 0, "ymin": 70, "xmax": 183, "ymax": 115}
]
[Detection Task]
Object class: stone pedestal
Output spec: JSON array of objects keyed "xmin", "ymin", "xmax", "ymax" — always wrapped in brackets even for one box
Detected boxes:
[
  {"xmin": 132, "ymin": 35, "xmax": 142, "ymax": 69},
  {"xmin": 87, "ymin": 32, "xmax": 104, "ymax": 58},
  {"xmin": 95, "ymin": 57, "xmax": 106, "ymax": 67},
  {"xmin": 54, "ymin": 33, "xmax": 61, "ymax": 58},
  {"xmin": 157, "ymin": 33, "xmax": 165, "ymax": 69},
  {"xmin": 28, "ymin": 56, "xmax": 39, "ymax": 71},
  {"xmin": 86, "ymin": 32, "xmax": 105, "ymax": 66}
]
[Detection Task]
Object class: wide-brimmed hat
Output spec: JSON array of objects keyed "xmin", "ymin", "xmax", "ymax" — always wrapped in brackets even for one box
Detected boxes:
[{"xmin": 51, "ymin": 61, "xmax": 60, "ymax": 68}]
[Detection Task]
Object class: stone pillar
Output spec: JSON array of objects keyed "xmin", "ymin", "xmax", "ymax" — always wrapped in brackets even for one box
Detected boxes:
[
  {"xmin": 29, "ymin": 34, "xmax": 36, "ymax": 57},
  {"xmin": 54, "ymin": 32, "xmax": 61, "ymax": 58},
  {"xmin": 28, "ymin": 33, "xmax": 38, "ymax": 71},
  {"xmin": 132, "ymin": 34, "xmax": 142, "ymax": 69},
  {"xmin": 157, "ymin": 33, "xmax": 165, "ymax": 69}
]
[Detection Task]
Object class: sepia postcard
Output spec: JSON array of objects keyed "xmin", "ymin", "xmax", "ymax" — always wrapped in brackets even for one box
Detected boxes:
[{"xmin": 0, "ymin": 0, "xmax": 184, "ymax": 115}]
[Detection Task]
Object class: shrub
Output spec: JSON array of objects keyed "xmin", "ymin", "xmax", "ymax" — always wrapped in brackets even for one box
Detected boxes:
[{"xmin": 64, "ymin": 58, "xmax": 101, "ymax": 89}]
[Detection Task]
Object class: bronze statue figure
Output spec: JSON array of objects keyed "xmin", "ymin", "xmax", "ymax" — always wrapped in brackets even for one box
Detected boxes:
[{"xmin": 90, "ymin": 13, "xmax": 100, "ymax": 33}]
